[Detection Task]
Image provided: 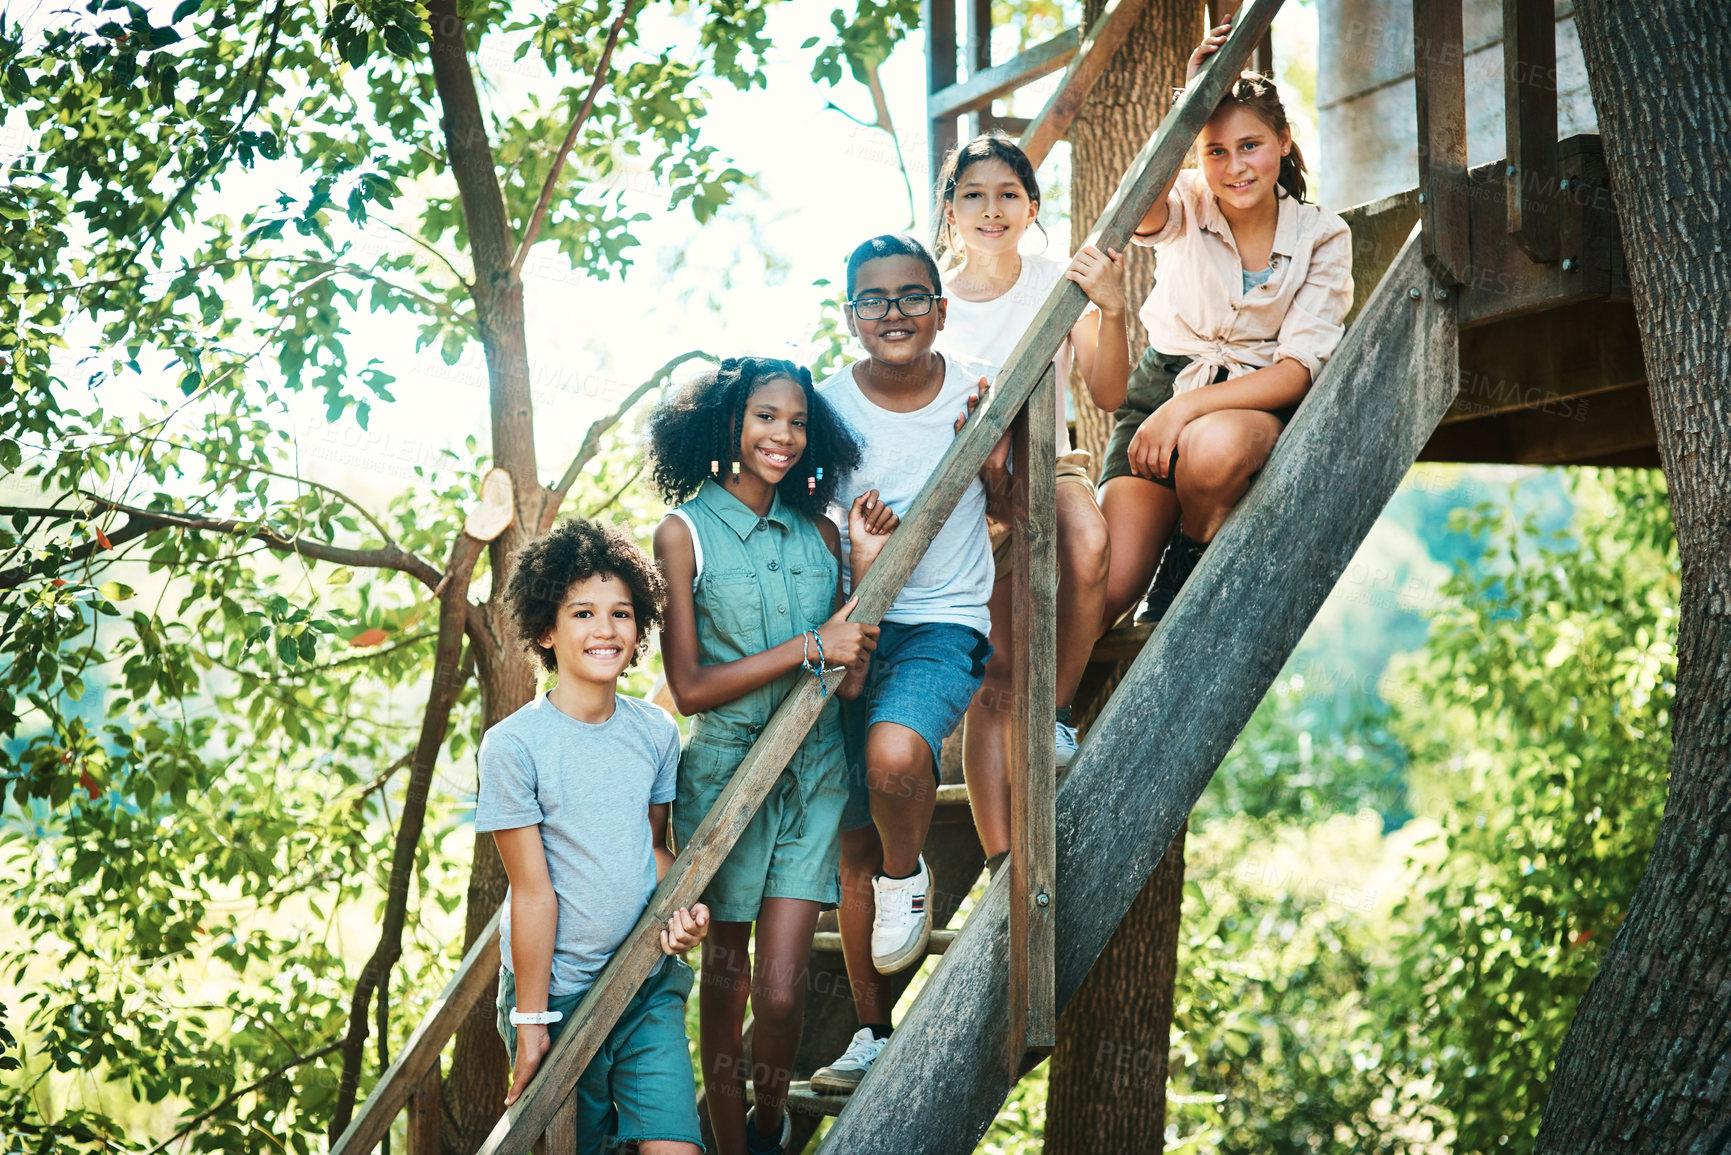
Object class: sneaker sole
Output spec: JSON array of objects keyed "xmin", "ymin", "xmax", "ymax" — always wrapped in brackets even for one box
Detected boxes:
[
  {"xmin": 808, "ymin": 1070, "xmax": 865, "ymax": 1095},
  {"xmin": 1055, "ymin": 746, "xmax": 1077, "ymax": 769},
  {"xmin": 871, "ymin": 900, "xmax": 933, "ymax": 975}
]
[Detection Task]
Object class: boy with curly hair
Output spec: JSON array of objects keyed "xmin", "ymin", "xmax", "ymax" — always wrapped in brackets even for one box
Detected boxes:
[{"xmin": 476, "ymin": 517, "xmax": 708, "ymax": 1155}]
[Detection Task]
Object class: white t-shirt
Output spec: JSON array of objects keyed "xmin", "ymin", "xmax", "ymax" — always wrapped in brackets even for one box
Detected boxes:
[
  {"xmin": 819, "ymin": 354, "xmax": 994, "ymax": 636},
  {"xmin": 937, "ymin": 253, "xmax": 1076, "ymax": 456}
]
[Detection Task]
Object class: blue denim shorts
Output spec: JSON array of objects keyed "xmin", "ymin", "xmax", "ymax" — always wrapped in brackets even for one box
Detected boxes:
[
  {"xmin": 496, "ymin": 959, "xmax": 703, "ymax": 1154},
  {"xmin": 839, "ymin": 620, "xmax": 991, "ymax": 831}
]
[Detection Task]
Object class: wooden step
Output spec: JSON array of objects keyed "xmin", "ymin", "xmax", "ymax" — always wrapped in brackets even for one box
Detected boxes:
[
  {"xmin": 751, "ymin": 1080, "xmax": 855, "ymax": 1118},
  {"xmin": 934, "ymin": 783, "xmax": 970, "ymax": 807},
  {"xmin": 810, "ymin": 928, "xmax": 956, "ymax": 956}
]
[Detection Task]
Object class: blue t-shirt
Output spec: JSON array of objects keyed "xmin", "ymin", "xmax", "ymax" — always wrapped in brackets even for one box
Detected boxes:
[{"xmin": 475, "ymin": 691, "xmax": 679, "ymax": 997}]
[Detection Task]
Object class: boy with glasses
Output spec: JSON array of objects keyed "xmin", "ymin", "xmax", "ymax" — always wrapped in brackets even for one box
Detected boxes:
[{"xmin": 808, "ymin": 234, "xmax": 994, "ymax": 1094}]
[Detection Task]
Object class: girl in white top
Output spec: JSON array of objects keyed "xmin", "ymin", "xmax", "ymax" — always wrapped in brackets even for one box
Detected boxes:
[
  {"xmin": 1099, "ymin": 18, "xmax": 1354, "ymax": 629},
  {"xmin": 933, "ymin": 133, "xmax": 1132, "ymax": 869}
]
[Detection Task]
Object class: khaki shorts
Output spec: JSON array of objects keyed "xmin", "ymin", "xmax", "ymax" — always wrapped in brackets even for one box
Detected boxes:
[{"xmin": 990, "ymin": 450, "xmax": 1098, "ymax": 583}]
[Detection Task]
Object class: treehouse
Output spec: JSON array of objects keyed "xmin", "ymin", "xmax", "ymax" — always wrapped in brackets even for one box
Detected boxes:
[{"xmin": 331, "ymin": 0, "xmax": 1648, "ymax": 1151}]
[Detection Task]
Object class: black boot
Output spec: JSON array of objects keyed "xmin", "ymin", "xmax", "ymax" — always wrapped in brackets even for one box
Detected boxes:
[{"xmin": 1136, "ymin": 529, "xmax": 1209, "ymax": 625}]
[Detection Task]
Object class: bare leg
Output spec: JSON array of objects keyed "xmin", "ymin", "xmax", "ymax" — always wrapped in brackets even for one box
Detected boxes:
[
  {"xmin": 1100, "ymin": 475, "xmax": 1182, "ymax": 630},
  {"xmin": 866, "ymin": 722, "xmax": 936, "ymax": 879},
  {"xmin": 962, "ymin": 577, "xmax": 1015, "ymax": 860},
  {"xmin": 837, "ymin": 825, "xmax": 892, "ymax": 1026},
  {"xmin": 747, "ymin": 898, "xmax": 821, "ymax": 1141},
  {"xmin": 1173, "ymin": 410, "xmax": 1285, "ymax": 541},
  {"xmin": 699, "ymin": 921, "xmax": 754, "ymax": 1155},
  {"xmin": 1055, "ymin": 482, "xmax": 1111, "ymax": 707}
]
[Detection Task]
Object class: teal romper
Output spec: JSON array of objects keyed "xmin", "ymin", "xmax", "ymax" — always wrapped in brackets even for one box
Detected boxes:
[{"xmin": 670, "ymin": 479, "xmax": 850, "ymax": 922}]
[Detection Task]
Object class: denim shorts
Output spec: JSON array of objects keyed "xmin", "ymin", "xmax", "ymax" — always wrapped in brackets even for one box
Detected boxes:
[
  {"xmin": 839, "ymin": 620, "xmax": 991, "ymax": 831},
  {"xmin": 496, "ymin": 959, "xmax": 703, "ymax": 1154}
]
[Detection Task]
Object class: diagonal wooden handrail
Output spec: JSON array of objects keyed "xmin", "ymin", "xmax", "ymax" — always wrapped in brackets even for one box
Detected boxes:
[
  {"xmin": 463, "ymin": 4, "xmax": 1285, "ymax": 1149},
  {"xmin": 330, "ymin": 907, "xmax": 502, "ymax": 1155}
]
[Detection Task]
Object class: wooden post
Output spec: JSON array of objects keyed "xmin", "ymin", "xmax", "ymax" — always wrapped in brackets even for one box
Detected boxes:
[
  {"xmin": 1006, "ymin": 368, "xmax": 1059, "ymax": 1066},
  {"xmin": 967, "ymin": 0, "xmax": 991, "ymax": 137},
  {"xmin": 925, "ymin": 0, "xmax": 959, "ymax": 191},
  {"xmin": 406, "ymin": 1065, "xmax": 441, "ymax": 1155},
  {"xmin": 814, "ymin": 228, "xmax": 1460, "ymax": 1155},
  {"xmin": 542, "ymin": 1091, "xmax": 577, "ymax": 1154},
  {"xmin": 1414, "ymin": 0, "xmax": 1469, "ymax": 285},
  {"xmin": 1504, "ymin": 0, "xmax": 1559, "ymax": 261}
]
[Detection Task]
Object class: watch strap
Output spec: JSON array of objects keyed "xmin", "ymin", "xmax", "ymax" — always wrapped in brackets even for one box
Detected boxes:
[{"xmin": 509, "ymin": 1008, "xmax": 564, "ymax": 1026}]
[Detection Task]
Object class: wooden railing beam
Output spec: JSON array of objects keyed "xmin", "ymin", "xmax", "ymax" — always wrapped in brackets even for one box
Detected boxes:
[
  {"xmin": 929, "ymin": 30, "xmax": 1080, "ymax": 120},
  {"xmin": 330, "ymin": 907, "xmax": 502, "ymax": 1155},
  {"xmin": 1018, "ymin": 0, "xmax": 1152, "ymax": 169}
]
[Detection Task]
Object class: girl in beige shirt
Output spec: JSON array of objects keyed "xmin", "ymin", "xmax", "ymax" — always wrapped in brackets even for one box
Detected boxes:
[{"xmin": 1098, "ymin": 17, "xmax": 1354, "ymax": 630}]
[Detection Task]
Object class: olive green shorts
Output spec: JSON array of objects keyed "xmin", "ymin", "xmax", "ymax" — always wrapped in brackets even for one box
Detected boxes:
[
  {"xmin": 1098, "ymin": 347, "xmax": 1185, "ymax": 486},
  {"xmin": 673, "ymin": 728, "xmax": 849, "ymax": 923},
  {"xmin": 1100, "ymin": 348, "xmax": 1296, "ymax": 486}
]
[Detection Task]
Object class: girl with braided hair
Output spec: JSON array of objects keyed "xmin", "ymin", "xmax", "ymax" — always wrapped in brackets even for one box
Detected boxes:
[{"xmin": 646, "ymin": 356, "xmax": 897, "ymax": 1155}]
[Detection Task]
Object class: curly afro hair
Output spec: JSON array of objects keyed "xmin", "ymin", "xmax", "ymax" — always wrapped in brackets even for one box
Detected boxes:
[
  {"xmin": 645, "ymin": 356, "xmax": 863, "ymax": 520},
  {"xmin": 502, "ymin": 518, "xmax": 667, "ymax": 673}
]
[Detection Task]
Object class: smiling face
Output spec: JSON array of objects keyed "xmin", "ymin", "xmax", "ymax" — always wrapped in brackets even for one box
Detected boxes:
[
  {"xmin": 846, "ymin": 254, "xmax": 946, "ymax": 370},
  {"xmin": 735, "ymin": 375, "xmax": 807, "ymax": 488},
  {"xmin": 536, "ymin": 572, "xmax": 638, "ymax": 685},
  {"xmin": 946, "ymin": 157, "xmax": 1039, "ymax": 259},
  {"xmin": 1198, "ymin": 104, "xmax": 1289, "ymax": 214}
]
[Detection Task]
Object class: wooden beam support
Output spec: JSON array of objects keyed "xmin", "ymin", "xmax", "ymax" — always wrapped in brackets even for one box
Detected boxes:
[
  {"xmin": 930, "ymin": 29, "xmax": 1080, "ymax": 121},
  {"xmin": 1414, "ymin": 0, "xmax": 1469, "ymax": 285},
  {"xmin": 924, "ymin": 0, "xmax": 960, "ymax": 193},
  {"xmin": 1006, "ymin": 367, "xmax": 1059, "ymax": 1064},
  {"xmin": 1504, "ymin": 0, "xmax": 1559, "ymax": 262},
  {"xmin": 330, "ymin": 908, "xmax": 501, "ymax": 1155},
  {"xmin": 814, "ymin": 227, "xmax": 1459, "ymax": 1155},
  {"xmin": 542, "ymin": 1091, "xmax": 577, "ymax": 1154},
  {"xmin": 1420, "ymin": 379, "xmax": 1656, "ymax": 465},
  {"xmin": 1018, "ymin": 0, "xmax": 1152, "ymax": 168},
  {"xmin": 477, "ymin": 4, "xmax": 1286, "ymax": 1150},
  {"xmin": 405, "ymin": 1064, "xmax": 441, "ymax": 1155}
]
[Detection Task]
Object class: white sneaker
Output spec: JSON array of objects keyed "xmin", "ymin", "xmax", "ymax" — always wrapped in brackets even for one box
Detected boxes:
[
  {"xmin": 809, "ymin": 1027, "xmax": 888, "ymax": 1095},
  {"xmin": 870, "ymin": 857, "xmax": 933, "ymax": 974},
  {"xmin": 1055, "ymin": 721, "xmax": 1079, "ymax": 768}
]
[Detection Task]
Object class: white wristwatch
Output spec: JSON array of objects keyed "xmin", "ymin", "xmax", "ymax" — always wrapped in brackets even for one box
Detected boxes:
[{"xmin": 509, "ymin": 1008, "xmax": 564, "ymax": 1026}]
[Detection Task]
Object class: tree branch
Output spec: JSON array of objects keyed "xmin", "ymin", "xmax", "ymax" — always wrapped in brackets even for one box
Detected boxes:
[
  {"xmin": 543, "ymin": 349, "xmax": 712, "ymax": 530},
  {"xmin": 508, "ymin": 0, "xmax": 638, "ymax": 276},
  {"xmin": 328, "ymin": 534, "xmax": 485, "ymax": 1139},
  {"xmin": 135, "ymin": 0, "xmax": 291, "ymax": 260},
  {"xmin": 143, "ymin": 1038, "xmax": 342, "ymax": 1155},
  {"xmin": 0, "ymin": 499, "xmax": 445, "ymax": 592}
]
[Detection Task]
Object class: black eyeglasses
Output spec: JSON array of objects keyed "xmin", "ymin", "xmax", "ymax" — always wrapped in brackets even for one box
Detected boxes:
[{"xmin": 847, "ymin": 292, "xmax": 938, "ymax": 320}]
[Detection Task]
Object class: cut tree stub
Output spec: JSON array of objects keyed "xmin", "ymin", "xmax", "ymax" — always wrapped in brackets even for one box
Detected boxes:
[{"xmin": 464, "ymin": 468, "xmax": 516, "ymax": 542}]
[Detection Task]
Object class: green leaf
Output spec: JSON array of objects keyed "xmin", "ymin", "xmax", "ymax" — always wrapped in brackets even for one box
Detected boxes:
[
  {"xmin": 326, "ymin": 568, "xmax": 354, "ymax": 586},
  {"xmin": 0, "ymin": 438, "xmax": 19, "ymax": 471},
  {"xmin": 276, "ymin": 635, "xmax": 299, "ymax": 664},
  {"xmin": 98, "ymin": 581, "xmax": 135, "ymax": 602}
]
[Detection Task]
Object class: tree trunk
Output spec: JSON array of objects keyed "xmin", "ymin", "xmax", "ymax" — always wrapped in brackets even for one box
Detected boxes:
[
  {"xmin": 1046, "ymin": 4, "xmax": 1200, "ymax": 1152},
  {"xmin": 1044, "ymin": 824, "xmax": 1186, "ymax": 1154},
  {"xmin": 424, "ymin": 2, "xmax": 546, "ymax": 1149},
  {"xmin": 1534, "ymin": 4, "xmax": 1731, "ymax": 1150}
]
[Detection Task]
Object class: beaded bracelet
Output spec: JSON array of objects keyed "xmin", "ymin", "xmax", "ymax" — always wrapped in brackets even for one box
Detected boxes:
[{"xmin": 801, "ymin": 629, "xmax": 829, "ymax": 698}]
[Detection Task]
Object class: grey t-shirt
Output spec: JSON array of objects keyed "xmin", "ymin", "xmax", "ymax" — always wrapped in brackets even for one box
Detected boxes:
[{"xmin": 475, "ymin": 692, "xmax": 679, "ymax": 997}]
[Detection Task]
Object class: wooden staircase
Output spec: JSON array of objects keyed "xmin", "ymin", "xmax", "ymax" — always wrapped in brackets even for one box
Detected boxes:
[{"xmin": 327, "ymin": 0, "xmax": 1638, "ymax": 1149}]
